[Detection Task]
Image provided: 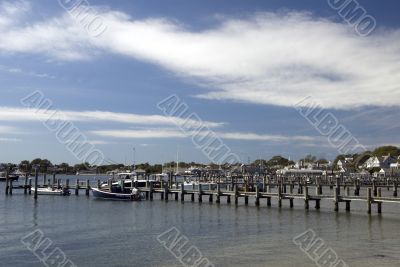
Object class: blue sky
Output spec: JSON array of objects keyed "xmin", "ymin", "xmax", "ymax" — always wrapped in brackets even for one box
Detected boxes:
[{"xmin": 0, "ymin": 0, "xmax": 399, "ymax": 165}]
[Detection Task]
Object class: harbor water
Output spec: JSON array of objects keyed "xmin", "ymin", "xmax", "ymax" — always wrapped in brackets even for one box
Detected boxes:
[{"xmin": 0, "ymin": 175, "xmax": 400, "ymax": 267}]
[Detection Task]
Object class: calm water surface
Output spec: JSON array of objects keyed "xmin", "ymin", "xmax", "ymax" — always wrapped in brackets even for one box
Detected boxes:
[{"xmin": 0, "ymin": 175, "xmax": 399, "ymax": 267}]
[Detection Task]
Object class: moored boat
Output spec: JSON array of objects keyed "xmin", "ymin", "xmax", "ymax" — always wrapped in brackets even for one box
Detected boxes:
[
  {"xmin": 0, "ymin": 172, "xmax": 19, "ymax": 182},
  {"xmin": 92, "ymin": 187, "xmax": 142, "ymax": 201},
  {"xmin": 32, "ymin": 187, "xmax": 70, "ymax": 196}
]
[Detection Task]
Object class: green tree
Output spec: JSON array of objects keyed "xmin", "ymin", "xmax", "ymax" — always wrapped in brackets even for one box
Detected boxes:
[{"xmin": 372, "ymin": 146, "xmax": 400, "ymax": 157}]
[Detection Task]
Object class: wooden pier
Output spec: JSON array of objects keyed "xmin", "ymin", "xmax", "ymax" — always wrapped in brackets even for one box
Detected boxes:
[{"xmin": 4, "ymin": 173, "xmax": 400, "ymax": 215}]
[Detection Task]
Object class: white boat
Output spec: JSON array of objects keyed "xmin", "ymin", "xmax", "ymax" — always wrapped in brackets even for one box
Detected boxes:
[
  {"xmin": 32, "ymin": 187, "xmax": 70, "ymax": 196},
  {"xmin": 101, "ymin": 171, "xmax": 156, "ymax": 189}
]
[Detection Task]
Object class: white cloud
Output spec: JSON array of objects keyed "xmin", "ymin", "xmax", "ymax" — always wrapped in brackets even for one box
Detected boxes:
[
  {"xmin": 0, "ymin": 107, "xmax": 223, "ymax": 128},
  {"xmin": 0, "ymin": 2, "xmax": 399, "ymax": 109},
  {"xmin": 91, "ymin": 128, "xmax": 318, "ymax": 143}
]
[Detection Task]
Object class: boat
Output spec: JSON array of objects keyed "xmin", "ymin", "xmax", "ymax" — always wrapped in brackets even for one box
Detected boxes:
[
  {"xmin": 101, "ymin": 171, "xmax": 156, "ymax": 189},
  {"xmin": 92, "ymin": 187, "xmax": 142, "ymax": 201},
  {"xmin": 32, "ymin": 187, "xmax": 70, "ymax": 196},
  {"xmin": 0, "ymin": 172, "xmax": 19, "ymax": 182}
]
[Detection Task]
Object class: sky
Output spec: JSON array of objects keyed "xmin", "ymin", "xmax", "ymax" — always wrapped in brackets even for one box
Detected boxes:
[{"xmin": 0, "ymin": 0, "xmax": 399, "ymax": 165}]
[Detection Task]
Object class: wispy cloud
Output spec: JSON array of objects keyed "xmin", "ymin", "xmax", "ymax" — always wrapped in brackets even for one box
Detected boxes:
[
  {"xmin": 0, "ymin": 137, "xmax": 21, "ymax": 142},
  {"xmin": 91, "ymin": 128, "xmax": 318, "ymax": 143},
  {"xmin": 0, "ymin": 125, "xmax": 19, "ymax": 134},
  {"xmin": 0, "ymin": 64, "xmax": 55, "ymax": 79},
  {"xmin": 0, "ymin": 107, "xmax": 223, "ymax": 128},
  {"xmin": 0, "ymin": 2, "xmax": 399, "ymax": 109}
]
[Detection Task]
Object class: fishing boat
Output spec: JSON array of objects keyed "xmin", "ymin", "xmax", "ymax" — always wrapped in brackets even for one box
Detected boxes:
[
  {"xmin": 32, "ymin": 187, "xmax": 70, "ymax": 196},
  {"xmin": 92, "ymin": 187, "xmax": 142, "ymax": 201},
  {"xmin": 0, "ymin": 172, "xmax": 19, "ymax": 182},
  {"xmin": 101, "ymin": 171, "xmax": 156, "ymax": 189}
]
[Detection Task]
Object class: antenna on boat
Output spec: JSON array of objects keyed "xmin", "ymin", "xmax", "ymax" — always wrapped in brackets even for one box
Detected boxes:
[
  {"xmin": 132, "ymin": 147, "xmax": 136, "ymax": 171},
  {"xmin": 176, "ymin": 146, "xmax": 179, "ymax": 175}
]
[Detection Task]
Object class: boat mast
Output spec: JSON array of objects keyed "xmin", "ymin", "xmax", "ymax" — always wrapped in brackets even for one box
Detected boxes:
[{"xmin": 176, "ymin": 146, "xmax": 179, "ymax": 174}]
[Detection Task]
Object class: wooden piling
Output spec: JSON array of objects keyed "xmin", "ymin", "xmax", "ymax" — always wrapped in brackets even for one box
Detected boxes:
[
  {"xmin": 75, "ymin": 179, "xmax": 79, "ymax": 195},
  {"xmin": 24, "ymin": 174, "xmax": 28, "ymax": 195},
  {"xmin": 198, "ymin": 185, "xmax": 202, "ymax": 202},
  {"xmin": 377, "ymin": 188, "xmax": 382, "ymax": 214},
  {"xmin": 278, "ymin": 182, "xmax": 282, "ymax": 208},
  {"xmin": 216, "ymin": 184, "xmax": 220, "ymax": 204},
  {"xmin": 5, "ymin": 170, "xmax": 9, "ymax": 195},
  {"xmin": 255, "ymin": 186, "xmax": 260, "ymax": 206},
  {"xmin": 9, "ymin": 179, "xmax": 13, "ymax": 195},
  {"xmin": 149, "ymin": 182, "xmax": 153, "ymax": 201},
  {"xmin": 367, "ymin": 188, "xmax": 372, "ymax": 214},
  {"xmin": 180, "ymin": 185, "xmax": 185, "ymax": 202},
  {"xmin": 304, "ymin": 186, "xmax": 309, "ymax": 210},
  {"xmin": 34, "ymin": 168, "xmax": 38, "ymax": 200},
  {"xmin": 334, "ymin": 178, "xmax": 339, "ymax": 212},
  {"xmin": 234, "ymin": 185, "xmax": 238, "ymax": 204},
  {"xmin": 86, "ymin": 180, "xmax": 90, "ymax": 196},
  {"xmin": 345, "ymin": 201, "xmax": 351, "ymax": 212},
  {"xmin": 28, "ymin": 178, "xmax": 32, "ymax": 195},
  {"xmin": 393, "ymin": 182, "xmax": 398, "ymax": 197},
  {"xmin": 164, "ymin": 186, "xmax": 169, "ymax": 201}
]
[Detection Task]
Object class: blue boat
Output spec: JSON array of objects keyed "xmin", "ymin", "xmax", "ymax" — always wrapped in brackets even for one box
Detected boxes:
[{"xmin": 91, "ymin": 187, "xmax": 142, "ymax": 201}]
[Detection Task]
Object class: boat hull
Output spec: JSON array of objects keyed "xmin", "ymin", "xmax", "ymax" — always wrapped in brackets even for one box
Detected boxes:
[
  {"xmin": 92, "ymin": 188, "xmax": 142, "ymax": 201},
  {"xmin": 32, "ymin": 188, "xmax": 70, "ymax": 196},
  {"xmin": 0, "ymin": 175, "xmax": 19, "ymax": 182}
]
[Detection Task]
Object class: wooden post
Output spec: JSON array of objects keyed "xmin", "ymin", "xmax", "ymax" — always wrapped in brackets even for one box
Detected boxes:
[
  {"xmin": 28, "ymin": 178, "xmax": 32, "ymax": 195},
  {"xmin": 227, "ymin": 195, "xmax": 231, "ymax": 203},
  {"xmin": 198, "ymin": 185, "xmax": 202, "ymax": 203},
  {"xmin": 393, "ymin": 182, "xmax": 398, "ymax": 197},
  {"xmin": 377, "ymin": 188, "xmax": 382, "ymax": 214},
  {"xmin": 5, "ymin": 170, "xmax": 9, "ymax": 195},
  {"xmin": 255, "ymin": 186, "xmax": 260, "ymax": 206},
  {"xmin": 97, "ymin": 179, "xmax": 101, "ymax": 189},
  {"xmin": 216, "ymin": 183, "xmax": 220, "ymax": 204},
  {"xmin": 24, "ymin": 174, "xmax": 28, "ymax": 195},
  {"xmin": 180, "ymin": 184, "xmax": 185, "ymax": 202},
  {"xmin": 75, "ymin": 179, "xmax": 79, "ymax": 195},
  {"xmin": 85, "ymin": 180, "xmax": 90, "ymax": 196},
  {"xmin": 9, "ymin": 179, "xmax": 13, "ymax": 195},
  {"xmin": 66, "ymin": 179, "xmax": 70, "ymax": 190},
  {"xmin": 304, "ymin": 186, "xmax": 309, "ymax": 210},
  {"xmin": 209, "ymin": 193, "xmax": 213, "ymax": 203},
  {"xmin": 34, "ymin": 168, "xmax": 38, "ymax": 200},
  {"xmin": 234, "ymin": 185, "xmax": 238, "ymax": 205},
  {"xmin": 345, "ymin": 201, "xmax": 350, "ymax": 212},
  {"xmin": 164, "ymin": 186, "xmax": 169, "ymax": 201},
  {"xmin": 57, "ymin": 179, "xmax": 61, "ymax": 189},
  {"xmin": 244, "ymin": 195, "xmax": 248, "ymax": 205},
  {"xmin": 334, "ymin": 178, "xmax": 339, "ymax": 212},
  {"xmin": 149, "ymin": 181, "xmax": 153, "ymax": 201},
  {"xmin": 175, "ymin": 192, "xmax": 179, "ymax": 201},
  {"xmin": 367, "ymin": 188, "xmax": 372, "ymax": 214},
  {"xmin": 372, "ymin": 179, "xmax": 377, "ymax": 197},
  {"xmin": 52, "ymin": 173, "xmax": 56, "ymax": 187},
  {"xmin": 278, "ymin": 181, "xmax": 282, "ymax": 208},
  {"xmin": 315, "ymin": 199, "xmax": 320, "ymax": 209}
]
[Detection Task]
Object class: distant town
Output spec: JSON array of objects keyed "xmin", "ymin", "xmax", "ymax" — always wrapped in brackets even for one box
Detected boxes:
[{"xmin": 1, "ymin": 145, "xmax": 399, "ymax": 179}]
